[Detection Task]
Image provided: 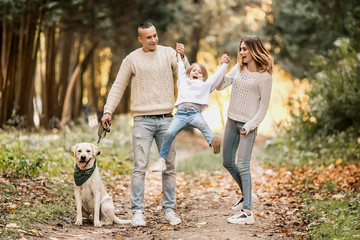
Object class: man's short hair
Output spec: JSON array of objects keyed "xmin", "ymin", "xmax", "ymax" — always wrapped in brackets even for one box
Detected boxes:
[{"xmin": 138, "ymin": 22, "xmax": 154, "ymax": 29}]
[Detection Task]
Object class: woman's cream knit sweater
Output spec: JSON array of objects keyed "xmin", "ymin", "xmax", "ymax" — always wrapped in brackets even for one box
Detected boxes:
[
  {"xmin": 217, "ymin": 63, "xmax": 272, "ymax": 134},
  {"xmin": 104, "ymin": 45, "xmax": 189, "ymax": 116}
]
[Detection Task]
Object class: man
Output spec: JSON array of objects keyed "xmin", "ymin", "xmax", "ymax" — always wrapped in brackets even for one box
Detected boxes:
[{"xmin": 101, "ymin": 22, "xmax": 189, "ymax": 227}]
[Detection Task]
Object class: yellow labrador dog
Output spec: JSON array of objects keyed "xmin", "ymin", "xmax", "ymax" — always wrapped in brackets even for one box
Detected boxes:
[{"xmin": 71, "ymin": 142, "xmax": 131, "ymax": 227}]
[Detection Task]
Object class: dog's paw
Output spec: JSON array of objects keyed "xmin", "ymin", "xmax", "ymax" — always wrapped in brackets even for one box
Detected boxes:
[
  {"xmin": 75, "ymin": 220, "xmax": 83, "ymax": 226},
  {"xmin": 94, "ymin": 221, "xmax": 102, "ymax": 228}
]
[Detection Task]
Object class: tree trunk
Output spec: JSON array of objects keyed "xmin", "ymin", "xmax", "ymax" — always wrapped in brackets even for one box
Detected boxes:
[
  {"xmin": 189, "ymin": 0, "xmax": 203, "ymax": 63},
  {"xmin": 41, "ymin": 24, "xmax": 57, "ymax": 129},
  {"xmin": 0, "ymin": 21, "xmax": 18, "ymax": 127},
  {"xmin": 57, "ymin": 27, "xmax": 73, "ymax": 118},
  {"xmin": 189, "ymin": 25, "xmax": 201, "ymax": 64},
  {"xmin": 16, "ymin": 4, "xmax": 40, "ymax": 128},
  {"xmin": 60, "ymin": 42, "xmax": 98, "ymax": 128}
]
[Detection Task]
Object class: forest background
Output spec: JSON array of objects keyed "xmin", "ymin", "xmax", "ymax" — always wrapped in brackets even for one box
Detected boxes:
[{"xmin": 1, "ymin": 0, "xmax": 359, "ymax": 239}]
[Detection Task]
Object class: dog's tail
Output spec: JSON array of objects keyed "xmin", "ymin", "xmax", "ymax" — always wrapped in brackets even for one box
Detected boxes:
[{"xmin": 114, "ymin": 216, "xmax": 132, "ymax": 224}]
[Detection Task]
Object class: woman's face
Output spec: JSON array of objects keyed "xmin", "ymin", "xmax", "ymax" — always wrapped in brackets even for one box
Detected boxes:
[
  {"xmin": 189, "ymin": 64, "xmax": 203, "ymax": 80},
  {"xmin": 239, "ymin": 41, "xmax": 254, "ymax": 65}
]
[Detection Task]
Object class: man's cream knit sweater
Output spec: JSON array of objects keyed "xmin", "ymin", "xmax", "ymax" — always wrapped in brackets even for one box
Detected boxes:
[
  {"xmin": 104, "ymin": 45, "xmax": 189, "ymax": 116},
  {"xmin": 217, "ymin": 63, "xmax": 272, "ymax": 134}
]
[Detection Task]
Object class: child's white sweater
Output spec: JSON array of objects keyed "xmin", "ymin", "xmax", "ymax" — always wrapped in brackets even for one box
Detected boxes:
[{"xmin": 175, "ymin": 61, "xmax": 229, "ymax": 112}]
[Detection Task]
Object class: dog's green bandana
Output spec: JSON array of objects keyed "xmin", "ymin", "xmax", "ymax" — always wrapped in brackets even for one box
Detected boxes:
[{"xmin": 74, "ymin": 159, "xmax": 96, "ymax": 186}]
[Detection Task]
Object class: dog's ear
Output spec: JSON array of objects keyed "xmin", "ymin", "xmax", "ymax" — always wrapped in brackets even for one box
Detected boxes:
[
  {"xmin": 92, "ymin": 144, "xmax": 100, "ymax": 156},
  {"xmin": 71, "ymin": 144, "xmax": 78, "ymax": 156}
]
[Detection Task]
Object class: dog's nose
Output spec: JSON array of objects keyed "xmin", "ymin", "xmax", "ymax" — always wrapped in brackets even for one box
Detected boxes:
[{"xmin": 81, "ymin": 155, "xmax": 86, "ymax": 161}]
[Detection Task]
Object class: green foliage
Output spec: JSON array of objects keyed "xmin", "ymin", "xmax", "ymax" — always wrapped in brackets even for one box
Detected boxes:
[
  {"xmin": 309, "ymin": 38, "xmax": 360, "ymax": 134},
  {"xmin": 0, "ymin": 114, "xmax": 134, "ymax": 179},
  {"xmin": 288, "ymin": 38, "xmax": 360, "ymax": 137},
  {"xmin": 258, "ymin": 39, "xmax": 360, "ymax": 169},
  {"xmin": 0, "ymin": 141, "xmax": 44, "ymax": 178},
  {"xmin": 265, "ymin": 0, "xmax": 360, "ymax": 79},
  {"xmin": 302, "ymin": 193, "xmax": 360, "ymax": 239}
]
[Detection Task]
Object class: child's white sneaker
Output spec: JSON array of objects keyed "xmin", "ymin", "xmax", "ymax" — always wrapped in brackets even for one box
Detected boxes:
[{"xmin": 151, "ymin": 157, "xmax": 166, "ymax": 172}]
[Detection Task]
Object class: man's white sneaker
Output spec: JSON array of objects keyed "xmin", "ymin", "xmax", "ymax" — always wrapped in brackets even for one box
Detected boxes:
[
  {"xmin": 151, "ymin": 157, "xmax": 167, "ymax": 172},
  {"xmin": 164, "ymin": 210, "xmax": 181, "ymax": 225},
  {"xmin": 228, "ymin": 210, "xmax": 255, "ymax": 225},
  {"xmin": 232, "ymin": 192, "xmax": 258, "ymax": 211},
  {"xmin": 132, "ymin": 210, "xmax": 146, "ymax": 227}
]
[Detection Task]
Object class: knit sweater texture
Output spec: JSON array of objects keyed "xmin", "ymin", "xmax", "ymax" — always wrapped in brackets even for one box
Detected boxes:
[
  {"xmin": 217, "ymin": 63, "xmax": 272, "ymax": 134},
  {"xmin": 103, "ymin": 45, "xmax": 189, "ymax": 116},
  {"xmin": 174, "ymin": 61, "xmax": 229, "ymax": 112}
]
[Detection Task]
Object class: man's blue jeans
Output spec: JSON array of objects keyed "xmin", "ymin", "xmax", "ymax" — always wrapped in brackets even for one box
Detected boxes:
[
  {"xmin": 130, "ymin": 115, "xmax": 176, "ymax": 212},
  {"xmin": 222, "ymin": 118, "xmax": 257, "ymax": 210},
  {"xmin": 159, "ymin": 108, "xmax": 213, "ymax": 159}
]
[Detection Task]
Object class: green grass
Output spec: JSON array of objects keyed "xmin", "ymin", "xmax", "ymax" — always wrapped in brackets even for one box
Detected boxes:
[
  {"xmin": 0, "ymin": 179, "xmax": 74, "ymax": 239},
  {"xmin": 303, "ymin": 193, "xmax": 360, "ymax": 239},
  {"xmin": 176, "ymin": 148, "xmax": 223, "ymax": 175}
]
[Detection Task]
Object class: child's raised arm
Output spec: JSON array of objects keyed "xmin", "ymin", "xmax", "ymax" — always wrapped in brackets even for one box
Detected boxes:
[
  {"xmin": 208, "ymin": 54, "xmax": 230, "ymax": 92},
  {"xmin": 177, "ymin": 52, "xmax": 182, "ymax": 62},
  {"xmin": 176, "ymin": 43, "xmax": 185, "ymax": 63},
  {"xmin": 220, "ymin": 54, "xmax": 230, "ymax": 64}
]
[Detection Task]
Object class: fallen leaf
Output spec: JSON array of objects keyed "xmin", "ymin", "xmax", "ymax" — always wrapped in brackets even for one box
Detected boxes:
[
  {"xmin": 256, "ymin": 212, "xmax": 266, "ymax": 217},
  {"xmin": 160, "ymin": 226, "xmax": 167, "ymax": 231},
  {"xmin": 4, "ymin": 202, "xmax": 18, "ymax": 209},
  {"xmin": 335, "ymin": 158, "xmax": 342, "ymax": 165},
  {"xmin": 197, "ymin": 221, "xmax": 207, "ymax": 226},
  {"xmin": 332, "ymin": 194, "xmax": 345, "ymax": 200},
  {"xmin": 281, "ymin": 229, "xmax": 289, "ymax": 234},
  {"xmin": 29, "ymin": 229, "xmax": 42, "ymax": 236},
  {"xmin": 6, "ymin": 223, "xmax": 19, "ymax": 228}
]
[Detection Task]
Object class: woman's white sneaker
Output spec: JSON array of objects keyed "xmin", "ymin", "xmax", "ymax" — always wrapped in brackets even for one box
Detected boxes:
[{"xmin": 228, "ymin": 210, "xmax": 255, "ymax": 225}]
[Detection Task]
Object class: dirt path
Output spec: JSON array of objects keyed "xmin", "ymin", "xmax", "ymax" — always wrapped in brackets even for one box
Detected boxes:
[{"xmin": 33, "ymin": 133, "xmax": 305, "ymax": 239}]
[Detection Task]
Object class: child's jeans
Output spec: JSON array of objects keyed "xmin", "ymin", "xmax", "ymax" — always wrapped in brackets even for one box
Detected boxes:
[{"xmin": 159, "ymin": 108, "xmax": 213, "ymax": 158}]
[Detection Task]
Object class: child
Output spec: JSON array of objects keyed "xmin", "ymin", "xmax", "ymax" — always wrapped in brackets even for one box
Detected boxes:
[{"xmin": 151, "ymin": 52, "xmax": 230, "ymax": 172}]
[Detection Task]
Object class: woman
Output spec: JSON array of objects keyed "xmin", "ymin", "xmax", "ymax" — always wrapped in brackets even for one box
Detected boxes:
[{"xmin": 217, "ymin": 36, "xmax": 273, "ymax": 225}]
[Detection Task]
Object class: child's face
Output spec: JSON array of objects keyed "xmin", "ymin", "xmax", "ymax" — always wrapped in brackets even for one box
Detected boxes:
[{"xmin": 189, "ymin": 65, "xmax": 203, "ymax": 80}]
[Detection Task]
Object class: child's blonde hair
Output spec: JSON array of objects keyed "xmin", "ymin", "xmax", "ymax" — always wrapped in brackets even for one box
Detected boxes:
[{"xmin": 186, "ymin": 63, "xmax": 208, "ymax": 81}]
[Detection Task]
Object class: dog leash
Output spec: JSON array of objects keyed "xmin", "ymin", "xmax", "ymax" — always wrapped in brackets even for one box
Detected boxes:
[{"xmin": 97, "ymin": 121, "xmax": 110, "ymax": 145}]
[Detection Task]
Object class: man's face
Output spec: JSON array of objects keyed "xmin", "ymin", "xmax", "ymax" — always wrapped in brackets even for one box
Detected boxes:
[{"xmin": 138, "ymin": 26, "xmax": 158, "ymax": 52}]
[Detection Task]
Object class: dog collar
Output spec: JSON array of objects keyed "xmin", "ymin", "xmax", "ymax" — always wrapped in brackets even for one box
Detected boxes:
[{"xmin": 74, "ymin": 159, "xmax": 96, "ymax": 186}]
